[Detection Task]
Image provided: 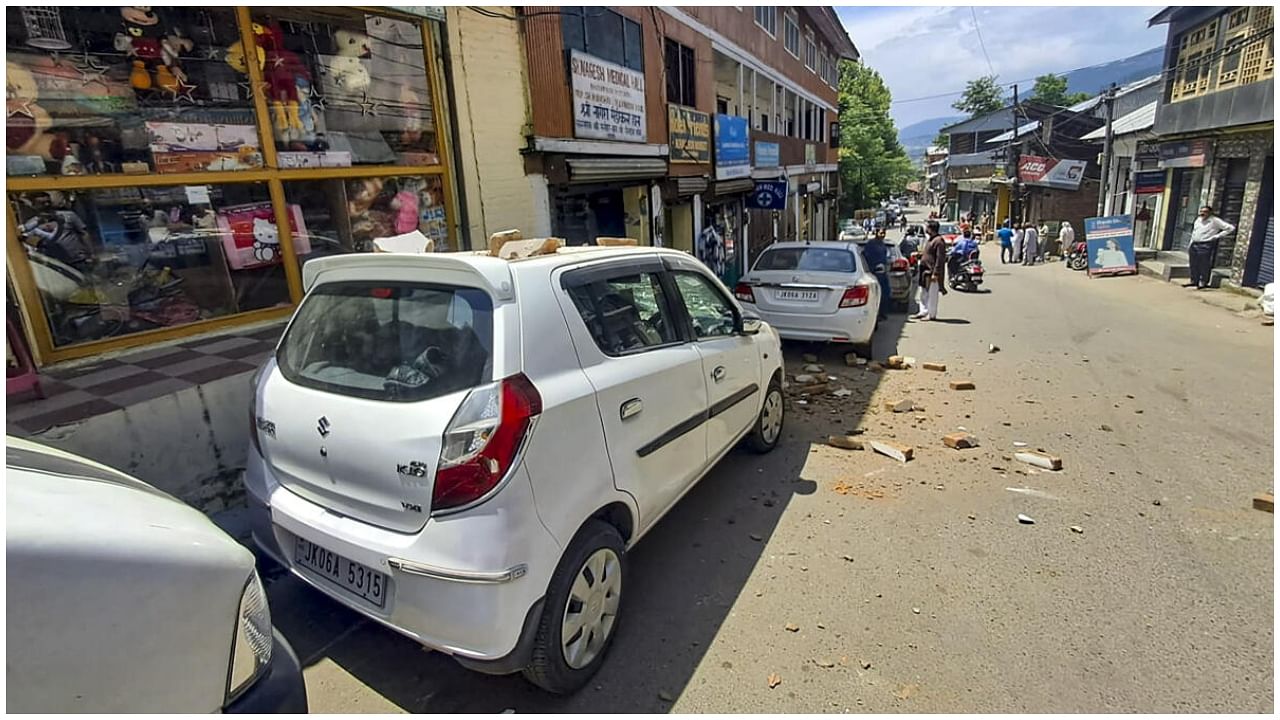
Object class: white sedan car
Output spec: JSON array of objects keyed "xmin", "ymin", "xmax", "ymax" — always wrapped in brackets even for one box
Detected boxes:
[
  {"xmin": 6, "ymin": 437, "xmax": 306, "ymax": 713},
  {"xmin": 734, "ymin": 241, "xmax": 882, "ymax": 355},
  {"xmin": 246, "ymin": 246, "xmax": 784, "ymax": 693}
]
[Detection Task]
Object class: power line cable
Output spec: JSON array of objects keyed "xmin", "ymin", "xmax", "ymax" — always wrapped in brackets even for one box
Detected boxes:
[{"xmin": 970, "ymin": 7, "xmax": 995, "ymax": 78}]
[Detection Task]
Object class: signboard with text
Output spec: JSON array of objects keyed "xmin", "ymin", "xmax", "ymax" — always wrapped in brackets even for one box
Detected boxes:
[
  {"xmin": 1084, "ymin": 214, "xmax": 1137, "ymax": 277},
  {"xmin": 570, "ymin": 50, "xmax": 646, "ymax": 142},
  {"xmin": 746, "ymin": 180, "xmax": 787, "ymax": 210},
  {"xmin": 1158, "ymin": 139, "xmax": 1209, "ymax": 168},
  {"xmin": 1133, "ymin": 170, "xmax": 1167, "ymax": 195},
  {"xmin": 667, "ymin": 104, "xmax": 710, "ymax": 163},
  {"xmin": 754, "ymin": 141, "xmax": 780, "ymax": 168},
  {"xmin": 714, "ymin": 114, "xmax": 750, "ymax": 180},
  {"xmin": 1018, "ymin": 155, "xmax": 1086, "ymax": 190}
]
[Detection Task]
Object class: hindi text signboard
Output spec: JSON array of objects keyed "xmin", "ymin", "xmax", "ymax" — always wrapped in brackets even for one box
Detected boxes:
[{"xmin": 571, "ymin": 50, "xmax": 646, "ymax": 143}]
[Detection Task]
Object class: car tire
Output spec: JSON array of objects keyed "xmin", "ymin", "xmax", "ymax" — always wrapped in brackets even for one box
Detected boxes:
[
  {"xmin": 746, "ymin": 375, "xmax": 785, "ymax": 453},
  {"xmin": 522, "ymin": 521, "xmax": 626, "ymax": 694}
]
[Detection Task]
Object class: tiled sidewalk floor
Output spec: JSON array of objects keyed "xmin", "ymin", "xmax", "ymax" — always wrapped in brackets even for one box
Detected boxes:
[{"xmin": 7, "ymin": 323, "xmax": 285, "ymax": 436}]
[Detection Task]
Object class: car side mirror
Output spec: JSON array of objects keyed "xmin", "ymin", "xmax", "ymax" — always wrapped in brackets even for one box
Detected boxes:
[{"xmin": 738, "ymin": 312, "xmax": 762, "ymax": 335}]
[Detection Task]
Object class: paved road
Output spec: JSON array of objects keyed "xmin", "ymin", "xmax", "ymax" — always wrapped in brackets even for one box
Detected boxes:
[{"xmin": 263, "ymin": 219, "xmax": 1273, "ymax": 713}]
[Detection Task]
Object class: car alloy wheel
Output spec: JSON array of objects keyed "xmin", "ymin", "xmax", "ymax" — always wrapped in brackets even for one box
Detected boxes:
[
  {"xmin": 561, "ymin": 548, "xmax": 622, "ymax": 669},
  {"xmin": 760, "ymin": 387, "xmax": 783, "ymax": 445}
]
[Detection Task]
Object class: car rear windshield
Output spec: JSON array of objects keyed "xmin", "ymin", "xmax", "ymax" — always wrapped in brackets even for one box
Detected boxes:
[
  {"xmin": 755, "ymin": 247, "xmax": 858, "ymax": 273},
  {"xmin": 276, "ymin": 281, "xmax": 493, "ymax": 402}
]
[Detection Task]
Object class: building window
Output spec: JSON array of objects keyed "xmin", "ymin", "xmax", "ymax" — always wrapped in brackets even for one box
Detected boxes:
[
  {"xmin": 252, "ymin": 9, "xmax": 441, "ymax": 167},
  {"xmin": 754, "ymin": 6, "xmax": 776, "ymax": 38},
  {"xmin": 4, "ymin": 6, "xmax": 454, "ymax": 362},
  {"xmin": 562, "ymin": 7, "xmax": 643, "ymax": 72},
  {"xmin": 1215, "ymin": 6, "xmax": 1274, "ymax": 91},
  {"xmin": 664, "ymin": 38, "xmax": 695, "ymax": 107},
  {"xmin": 804, "ymin": 33, "xmax": 817, "ymax": 72},
  {"xmin": 783, "ymin": 12, "xmax": 800, "ymax": 57},
  {"xmin": 1170, "ymin": 15, "xmax": 1218, "ymax": 102}
]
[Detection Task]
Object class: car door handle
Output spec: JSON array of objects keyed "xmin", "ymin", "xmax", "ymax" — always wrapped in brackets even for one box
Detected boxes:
[
  {"xmin": 620, "ymin": 398, "xmax": 643, "ymax": 421},
  {"xmin": 711, "ymin": 366, "xmax": 726, "ymax": 382}
]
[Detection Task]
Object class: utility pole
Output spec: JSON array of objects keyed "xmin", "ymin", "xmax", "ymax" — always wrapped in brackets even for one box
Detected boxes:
[
  {"xmin": 1010, "ymin": 83, "xmax": 1021, "ymax": 225},
  {"xmin": 1097, "ymin": 83, "xmax": 1117, "ymax": 216}
]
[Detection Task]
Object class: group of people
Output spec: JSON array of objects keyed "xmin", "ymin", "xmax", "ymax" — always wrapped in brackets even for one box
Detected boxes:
[{"xmin": 993, "ymin": 220, "xmax": 1075, "ymax": 266}]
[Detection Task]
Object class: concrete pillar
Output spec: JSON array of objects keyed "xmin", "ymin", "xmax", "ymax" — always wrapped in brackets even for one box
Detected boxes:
[{"xmin": 693, "ymin": 193, "xmax": 704, "ymax": 253}]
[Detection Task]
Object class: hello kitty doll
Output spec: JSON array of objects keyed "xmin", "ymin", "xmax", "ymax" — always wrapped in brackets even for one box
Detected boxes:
[{"xmin": 251, "ymin": 216, "xmax": 280, "ymax": 262}]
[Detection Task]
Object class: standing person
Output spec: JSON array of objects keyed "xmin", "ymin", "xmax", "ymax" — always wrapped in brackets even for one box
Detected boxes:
[
  {"xmin": 1012, "ymin": 222, "xmax": 1025, "ymax": 264},
  {"xmin": 861, "ymin": 229, "xmax": 892, "ymax": 320},
  {"xmin": 913, "ymin": 220, "xmax": 948, "ymax": 321},
  {"xmin": 899, "ymin": 213, "xmax": 908, "ymax": 231},
  {"xmin": 997, "ymin": 222, "xmax": 1014, "ymax": 264},
  {"xmin": 1187, "ymin": 205, "xmax": 1235, "ymax": 289},
  {"xmin": 1037, "ymin": 221, "xmax": 1050, "ymax": 262},
  {"xmin": 1022, "ymin": 221, "xmax": 1040, "ymax": 266},
  {"xmin": 1058, "ymin": 221, "xmax": 1076, "ymax": 263}
]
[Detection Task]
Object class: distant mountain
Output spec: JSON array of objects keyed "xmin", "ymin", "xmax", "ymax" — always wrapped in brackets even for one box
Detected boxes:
[
  {"xmin": 898, "ymin": 115, "xmax": 964, "ymax": 163},
  {"xmin": 1061, "ymin": 46, "xmax": 1164, "ymax": 96},
  {"xmin": 897, "ymin": 46, "xmax": 1166, "ymax": 163}
]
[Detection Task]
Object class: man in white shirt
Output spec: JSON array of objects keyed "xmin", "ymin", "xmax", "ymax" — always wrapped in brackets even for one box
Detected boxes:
[
  {"xmin": 1187, "ymin": 205, "xmax": 1235, "ymax": 289},
  {"xmin": 1022, "ymin": 222, "xmax": 1040, "ymax": 266}
]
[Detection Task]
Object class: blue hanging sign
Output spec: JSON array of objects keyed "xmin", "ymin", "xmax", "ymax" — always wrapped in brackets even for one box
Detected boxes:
[{"xmin": 746, "ymin": 180, "xmax": 787, "ymax": 210}]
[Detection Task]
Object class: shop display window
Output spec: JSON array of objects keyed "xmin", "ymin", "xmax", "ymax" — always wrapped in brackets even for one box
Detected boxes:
[
  {"xmin": 5, "ymin": 7, "xmax": 262, "ymax": 177},
  {"xmin": 250, "ymin": 9, "xmax": 439, "ymax": 167},
  {"xmin": 284, "ymin": 175, "xmax": 449, "ymax": 263},
  {"xmin": 10, "ymin": 184, "xmax": 292, "ymax": 348}
]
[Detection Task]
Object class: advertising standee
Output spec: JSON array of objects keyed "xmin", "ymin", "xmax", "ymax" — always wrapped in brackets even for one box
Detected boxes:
[{"xmin": 1083, "ymin": 215, "xmax": 1138, "ymax": 278}]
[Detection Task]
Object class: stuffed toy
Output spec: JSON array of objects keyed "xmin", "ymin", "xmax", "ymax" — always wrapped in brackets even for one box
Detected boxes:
[
  {"xmin": 254, "ymin": 22, "xmax": 311, "ymax": 137},
  {"xmin": 330, "ymin": 28, "xmax": 371, "ymax": 95},
  {"xmin": 159, "ymin": 28, "xmax": 194, "ymax": 93},
  {"xmin": 6, "ymin": 61, "xmax": 69, "ymax": 163},
  {"xmin": 113, "ymin": 6, "xmax": 164, "ymax": 91},
  {"xmin": 391, "ymin": 179, "xmax": 422, "ymax": 235}
]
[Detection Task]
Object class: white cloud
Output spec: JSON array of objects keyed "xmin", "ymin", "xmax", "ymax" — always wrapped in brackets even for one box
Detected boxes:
[{"xmin": 838, "ymin": 6, "xmax": 1168, "ymax": 128}]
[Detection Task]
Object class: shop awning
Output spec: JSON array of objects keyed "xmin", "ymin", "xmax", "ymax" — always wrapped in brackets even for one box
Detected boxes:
[
  {"xmin": 711, "ymin": 178, "xmax": 754, "ymax": 196},
  {"xmin": 955, "ymin": 178, "xmax": 995, "ymax": 192},
  {"xmin": 675, "ymin": 176, "xmax": 710, "ymax": 197},
  {"xmin": 566, "ymin": 157, "xmax": 668, "ymax": 184}
]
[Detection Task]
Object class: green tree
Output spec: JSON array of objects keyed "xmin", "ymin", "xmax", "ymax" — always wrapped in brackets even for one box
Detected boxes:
[
  {"xmin": 952, "ymin": 75, "xmax": 1004, "ymax": 117},
  {"xmin": 1029, "ymin": 73, "xmax": 1090, "ymax": 106},
  {"xmin": 932, "ymin": 130, "xmax": 949, "ymax": 148},
  {"xmin": 836, "ymin": 60, "xmax": 914, "ymax": 215}
]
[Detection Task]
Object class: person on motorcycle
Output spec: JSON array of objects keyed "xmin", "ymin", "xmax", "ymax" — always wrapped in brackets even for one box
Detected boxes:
[
  {"xmin": 1058, "ymin": 221, "xmax": 1076, "ymax": 263},
  {"xmin": 860, "ymin": 228, "xmax": 892, "ymax": 321},
  {"xmin": 948, "ymin": 228, "xmax": 979, "ymax": 277}
]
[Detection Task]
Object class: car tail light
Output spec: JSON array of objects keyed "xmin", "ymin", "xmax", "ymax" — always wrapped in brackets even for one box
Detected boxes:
[
  {"xmin": 839, "ymin": 285, "xmax": 869, "ymax": 308},
  {"xmin": 891, "ymin": 258, "xmax": 909, "ymax": 271},
  {"xmin": 733, "ymin": 282, "xmax": 755, "ymax": 303},
  {"xmin": 434, "ymin": 373, "xmax": 542, "ymax": 511}
]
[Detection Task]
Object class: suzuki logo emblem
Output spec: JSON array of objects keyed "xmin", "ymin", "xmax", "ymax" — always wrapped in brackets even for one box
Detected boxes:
[{"xmin": 317, "ymin": 416, "xmax": 331, "ymax": 437}]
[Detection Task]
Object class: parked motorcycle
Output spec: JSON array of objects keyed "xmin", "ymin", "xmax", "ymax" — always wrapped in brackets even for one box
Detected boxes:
[
  {"xmin": 948, "ymin": 251, "xmax": 985, "ymax": 292},
  {"xmin": 1066, "ymin": 240, "xmax": 1088, "ymax": 271}
]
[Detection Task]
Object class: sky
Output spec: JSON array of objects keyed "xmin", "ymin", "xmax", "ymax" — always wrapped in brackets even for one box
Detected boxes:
[{"xmin": 835, "ymin": 5, "xmax": 1170, "ymax": 130}]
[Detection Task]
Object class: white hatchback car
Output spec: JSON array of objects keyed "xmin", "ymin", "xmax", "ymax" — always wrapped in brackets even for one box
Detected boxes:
[
  {"xmin": 733, "ymin": 241, "xmax": 882, "ymax": 355},
  {"xmin": 245, "ymin": 246, "xmax": 784, "ymax": 693}
]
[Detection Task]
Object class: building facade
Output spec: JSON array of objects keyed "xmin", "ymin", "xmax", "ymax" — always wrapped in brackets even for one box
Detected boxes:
[
  {"xmin": 6, "ymin": 6, "xmax": 459, "ymax": 365},
  {"xmin": 514, "ymin": 6, "xmax": 855, "ymax": 283},
  {"xmin": 1148, "ymin": 5, "xmax": 1274, "ymax": 288}
]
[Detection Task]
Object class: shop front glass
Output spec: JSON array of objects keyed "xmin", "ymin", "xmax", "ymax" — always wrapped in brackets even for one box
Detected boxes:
[
  {"xmin": 284, "ymin": 174, "xmax": 449, "ymax": 261},
  {"xmin": 1168, "ymin": 168, "xmax": 1206, "ymax": 251},
  {"xmin": 11, "ymin": 183, "xmax": 290, "ymax": 347},
  {"xmin": 6, "ymin": 6, "xmax": 451, "ymax": 360}
]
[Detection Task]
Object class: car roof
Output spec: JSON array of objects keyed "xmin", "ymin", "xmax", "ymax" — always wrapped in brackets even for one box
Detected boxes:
[{"xmin": 759, "ymin": 241, "xmax": 859, "ymax": 252}]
